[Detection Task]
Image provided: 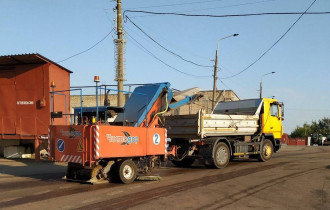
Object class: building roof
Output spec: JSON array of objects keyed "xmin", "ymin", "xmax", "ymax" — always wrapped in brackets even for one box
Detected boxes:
[
  {"xmin": 0, "ymin": 53, "xmax": 73, "ymax": 73},
  {"xmin": 200, "ymin": 90, "xmax": 240, "ymax": 101}
]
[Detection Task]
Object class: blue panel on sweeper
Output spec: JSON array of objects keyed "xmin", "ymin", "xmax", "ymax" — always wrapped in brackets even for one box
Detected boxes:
[{"xmin": 116, "ymin": 82, "xmax": 172, "ymax": 127}]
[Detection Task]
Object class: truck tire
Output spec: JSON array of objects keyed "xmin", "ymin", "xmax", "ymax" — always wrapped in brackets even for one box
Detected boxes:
[
  {"xmin": 171, "ymin": 158, "xmax": 195, "ymax": 167},
  {"xmin": 205, "ymin": 142, "xmax": 230, "ymax": 169},
  {"xmin": 258, "ymin": 139, "xmax": 273, "ymax": 162},
  {"xmin": 117, "ymin": 159, "xmax": 137, "ymax": 184}
]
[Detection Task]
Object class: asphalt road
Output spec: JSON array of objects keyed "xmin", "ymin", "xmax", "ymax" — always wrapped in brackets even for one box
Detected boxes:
[{"xmin": 0, "ymin": 145, "xmax": 329, "ymax": 210}]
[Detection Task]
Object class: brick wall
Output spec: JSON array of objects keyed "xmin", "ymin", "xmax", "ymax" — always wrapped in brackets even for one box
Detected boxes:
[
  {"xmin": 167, "ymin": 90, "xmax": 239, "ymax": 115},
  {"xmin": 70, "ymin": 94, "xmax": 129, "ymax": 113},
  {"xmin": 70, "ymin": 90, "xmax": 239, "ymax": 115}
]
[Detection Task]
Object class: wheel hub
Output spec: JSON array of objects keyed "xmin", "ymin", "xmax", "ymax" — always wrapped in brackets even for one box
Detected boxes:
[
  {"xmin": 123, "ymin": 165, "xmax": 133, "ymax": 180},
  {"xmin": 264, "ymin": 145, "xmax": 271, "ymax": 157},
  {"xmin": 216, "ymin": 147, "xmax": 227, "ymax": 163}
]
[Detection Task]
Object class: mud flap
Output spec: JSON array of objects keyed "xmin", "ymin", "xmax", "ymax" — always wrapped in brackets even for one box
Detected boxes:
[
  {"xmin": 66, "ymin": 162, "xmax": 94, "ymax": 183},
  {"xmin": 66, "ymin": 161, "xmax": 115, "ymax": 184}
]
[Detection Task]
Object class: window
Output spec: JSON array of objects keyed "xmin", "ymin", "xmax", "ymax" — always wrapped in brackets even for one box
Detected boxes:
[
  {"xmin": 279, "ymin": 103, "xmax": 284, "ymax": 118},
  {"xmin": 270, "ymin": 104, "xmax": 279, "ymax": 117}
]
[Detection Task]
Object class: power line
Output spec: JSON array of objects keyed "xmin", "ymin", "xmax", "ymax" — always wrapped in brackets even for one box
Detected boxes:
[
  {"xmin": 217, "ymin": 65, "xmax": 251, "ymax": 92},
  {"xmin": 125, "ymin": 31, "xmax": 211, "ymax": 79},
  {"xmin": 128, "ymin": 0, "xmax": 280, "ymax": 18},
  {"xmin": 220, "ymin": 0, "xmax": 318, "ymax": 79},
  {"xmin": 286, "ymin": 108, "xmax": 330, "ymax": 112},
  {"xmin": 176, "ymin": 0, "xmax": 278, "ymax": 14},
  {"xmin": 124, "ymin": 10, "xmax": 330, "ymax": 18},
  {"xmin": 124, "ymin": 0, "xmax": 225, "ymax": 10},
  {"xmin": 217, "ymin": 78, "xmax": 244, "ymax": 100},
  {"xmin": 218, "ymin": 78, "xmax": 232, "ymax": 90},
  {"xmin": 126, "ymin": 17, "xmax": 211, "ymax": 61},
  {"xmin": 126, "ymin": 14, "xmax": 241, "ymax": 92},
  {"xmin": 57, "ymin": 27, "xmax": 114, "ymax": 63},
  {"xmin": 191, "ymin": 101, "xmax": 213, "ymax": 112},
  {"xmin": 125, "ymin": 16, "xmax": 213, "ymax": 68}
]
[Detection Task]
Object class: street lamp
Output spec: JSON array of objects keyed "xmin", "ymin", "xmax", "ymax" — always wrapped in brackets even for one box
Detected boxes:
[
  {"xmin": 212, "ymin": 33, "xmax": 239, "ymax": 111},
  {"xmin": 260, "ymin": 72, "xmax": 275, "ymax": 98}
]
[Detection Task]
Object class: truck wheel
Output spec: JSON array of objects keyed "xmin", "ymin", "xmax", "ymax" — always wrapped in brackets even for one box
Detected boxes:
[
  {"xmin": 117, "ymin": 159, "xmax": 137, "ymax": 184},
  {"xmin": 205, "ymin": 142, "xmax": 230, "ymax": 169},
  {"xmin": 171, "ymin": 158, "xmax": 195, "ymax": 167},
  {"xmin": 258, "ymin": 139, "xmax": 273, "ymax": 162}
]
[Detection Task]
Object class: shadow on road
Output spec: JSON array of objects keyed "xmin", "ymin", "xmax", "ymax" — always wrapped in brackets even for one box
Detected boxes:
[{"xmin": 0, "ymin": 158, "xmax": 67, "ymax": 181}]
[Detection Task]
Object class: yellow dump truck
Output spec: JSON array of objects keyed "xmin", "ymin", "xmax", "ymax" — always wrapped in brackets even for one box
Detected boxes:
[{"xmin": 165, "ymin": 98, "xmax": 284, "ymax": 168}]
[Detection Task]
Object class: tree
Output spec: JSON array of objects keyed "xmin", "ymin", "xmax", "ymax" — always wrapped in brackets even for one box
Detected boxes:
[
  {"xmin": 290, "ymin": 123, "xmax": 311, "ymax": 138},
  {"xmin": 317, "ymin": 117, "xmax": 330, "ymax": 136},
  {"xmin": 290, "ymin": 117, "xmax": 329, "ymax": 138}
]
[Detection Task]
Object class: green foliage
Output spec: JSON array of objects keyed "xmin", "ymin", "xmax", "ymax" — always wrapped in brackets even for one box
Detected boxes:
[{"xmin": 290, "ymin": 117, "xmax": 330, "ymax": 138}]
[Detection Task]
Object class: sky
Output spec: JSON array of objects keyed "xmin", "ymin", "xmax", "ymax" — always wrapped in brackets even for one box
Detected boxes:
[{"xmin": 0, "ymin": 0, "xmax": 329, "ymax": 133}]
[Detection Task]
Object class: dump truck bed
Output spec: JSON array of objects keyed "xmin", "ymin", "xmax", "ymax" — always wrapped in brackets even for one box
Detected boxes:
[
  {"xmin": 165, "ymin": 99, "xmax": 264, "ymax": 139},
  {"xmin": 165, "ymin": 110, "xmax": 260, "ymax": 139}
]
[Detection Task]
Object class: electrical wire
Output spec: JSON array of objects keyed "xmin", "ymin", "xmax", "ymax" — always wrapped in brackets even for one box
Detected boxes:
[
  {"xmin": 124, "ymin": 0, "xmax": 225, "ymax": 10},
  {"xmin": 191, "ymin": 101, "xmax": 213, "ymax": 112},
  {"xmin": 218, "ymin": 78, "xmax": 232, "ymax": 90},
  {"xmin": 128, "ymin": 0, "xmax": 280, "ymax": 18},
  {"xmin": 286, "ymin": 108, "xmax": 330, "ymax": 112},
  {"xmin": 124, "ymin": 10, "xmax": 330, "ymax": 18},
  {"xmin": 125, "ymin": 31, "xmax": 212, "ymax": 78},
  {"xmin": 216, "ymin": 65, "xmax": 250, "ymax": 94},
  {"xmin": 126, "ymin": 18, "xmax": 212, "ymax": 61},
  {"xmin": 173, "ymin": 0, "xmax": 278, "ymax": 14},
  {"xmin": 126, "ymin": 16, "xmax": 213, "ymax": 68},
  {"xmin": 220, "ymin": 0, "xmax": 318, "ymax": 79},
  {"xmin": 57, "ymin": 26, "xmax": 115, "ymax": 63}
]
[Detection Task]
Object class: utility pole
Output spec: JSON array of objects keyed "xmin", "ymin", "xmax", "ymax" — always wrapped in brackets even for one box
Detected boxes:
[
  {"xmin": 115, "ymin": 0, "xmax": 125, "ymax": 107},
  {"xmin": 212, "ymin": 34, "xmax": 239, "ymax": 112},
  {"xmin": 212, "ymin": 49, "xmax": 218, "ymax": 111},
  {"xmin": 260, "ymin": 72, "xmax": 275, "ymax": 99}
]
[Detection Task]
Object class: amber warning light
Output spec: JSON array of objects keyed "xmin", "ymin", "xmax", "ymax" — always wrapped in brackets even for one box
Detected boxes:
[{"xmin": 94, "ymin": 76, "xmax": 100, "ymax": 82}]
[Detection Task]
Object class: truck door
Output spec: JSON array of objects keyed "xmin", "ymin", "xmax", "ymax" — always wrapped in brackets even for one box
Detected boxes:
[{"xmin": 268, "ymin": 103, "xmax": 282, "ymax": 139}]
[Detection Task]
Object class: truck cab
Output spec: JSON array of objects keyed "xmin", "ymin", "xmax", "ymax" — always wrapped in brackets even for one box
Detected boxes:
[{"xmin": 261, "ymin": 98, "xmax": 284, "ymax": 151}]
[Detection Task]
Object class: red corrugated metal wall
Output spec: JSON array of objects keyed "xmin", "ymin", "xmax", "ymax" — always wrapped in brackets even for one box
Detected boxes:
[
  {"xmin": 49, "ymin": 63, "xmax": 70, "ymax": 126},
  {"xmin": 281, "ymin": 134, "xmax": 307, "ymax": 145},
  {"xmin": 0, "ymin": 69, "xmax": 16, "ymax": 134},
  {"xmin": 0, "ymin": 63, "xmax": 70, "ymax": 138},
  {"xmin": 287, "ymin": 138, "xmax": 306, "ymax": 146},
  {"xmin": 15, "ymin": 64, "xmax": 46, "ymax": 135}
]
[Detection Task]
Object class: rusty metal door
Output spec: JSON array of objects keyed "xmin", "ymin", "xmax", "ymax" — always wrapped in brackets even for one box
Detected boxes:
[
  {"xmin": 0, "ymin": 69, "xmax": 16, "ymax": 134},
  {"xmin": 15, "ymin": 68, "xmax": 38, "ymax": 135}
]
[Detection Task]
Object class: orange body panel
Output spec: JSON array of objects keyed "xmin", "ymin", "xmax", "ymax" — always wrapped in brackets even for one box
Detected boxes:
[
  {"xmin": 98, "ymin": 125, "xmax": 166, "ymax": 157},
  {"xmin": 50, "ymin": 124, "xmax": 167, "ymax": 164},
  {"xmin": 139, "ymin": 95, "xmax": 165, "ymax": 128},
  {"xmin": 51, "ymin": 125, "xmax": 85, "ymax": 164}
]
